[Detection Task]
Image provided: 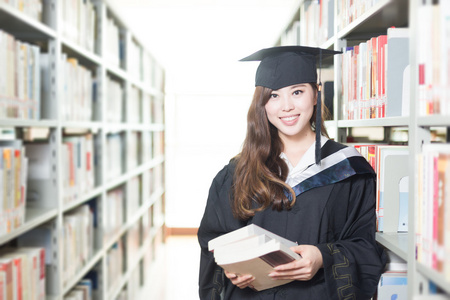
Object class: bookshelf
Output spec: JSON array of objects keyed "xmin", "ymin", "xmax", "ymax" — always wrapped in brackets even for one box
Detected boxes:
[
  {"xmin": 276, "ymin": 0, "xmax": 449, "ymax": 298},
  {"xmin": 0, "ymin": 0, "xmax": 165, "ymax": 299}
]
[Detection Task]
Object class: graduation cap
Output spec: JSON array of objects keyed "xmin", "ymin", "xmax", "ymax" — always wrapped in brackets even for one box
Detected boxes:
[{"xmin": 240, "ymin": 46, "xmax": 342, "ymax": 165}]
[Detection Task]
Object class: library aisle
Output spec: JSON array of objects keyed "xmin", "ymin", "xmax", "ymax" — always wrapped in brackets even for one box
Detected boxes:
[{"xmin": 140, "ymin": 235, "xmax": 200, "ymax": 300}]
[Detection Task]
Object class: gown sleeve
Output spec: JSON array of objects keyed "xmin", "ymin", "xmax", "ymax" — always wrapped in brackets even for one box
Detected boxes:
[
  {"xmin": 316, "ymin": 173, "xmax": 387, "ymax": 300},
  {"xmin": 197, "ymin": 164, "xmax": 243, "ymax": 300}
]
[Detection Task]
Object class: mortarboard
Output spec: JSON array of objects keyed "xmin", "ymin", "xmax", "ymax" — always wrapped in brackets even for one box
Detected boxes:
[{"xmin": 240, "ymin": 46, "xmax": 342, "ymax": 165}]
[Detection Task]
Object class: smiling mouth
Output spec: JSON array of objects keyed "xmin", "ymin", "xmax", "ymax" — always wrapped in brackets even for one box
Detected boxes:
[{"xmin": 280, "ymin": 115, "xmax": 299, "ymax": 121}]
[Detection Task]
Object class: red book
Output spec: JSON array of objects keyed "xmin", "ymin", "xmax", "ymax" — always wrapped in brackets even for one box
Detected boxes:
[
  {"xmin": 0, "ymin": 259, "xmax": 13, "ymax": 300},
  {"xmin": 377, "ymin": 35, "xmax": 387, "ymax": 118}
]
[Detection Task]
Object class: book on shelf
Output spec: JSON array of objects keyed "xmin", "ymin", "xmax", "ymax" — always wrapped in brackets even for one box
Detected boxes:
[
  {"xmin": 61, "ymin": 134, "xmax": 95, "ymax": 203},
  {"xmin": 0, "ymin": 140, "xmax": 28, "ymax": 235},
  {"xmin": 0, "ymin": 258, "xmax": 13, "ymax": 300},
  {"xmin": 341, "ymin": 29, "xmax": 411, "ymax": 120},
  {"xmin": 59, "ymin": 54, "xmax": 94, "ymax": 122},
  {"xmin": 106, "ymin": 240, "xmax": 124, "ymax": 290},
  {"xmin": 377, "ymin": 271, "xmax": 407, "ymax": 300},
  {"xmin": 354, "ymin": 144, "xmax": 409, "ymax": 232},
  {"xmin": 417, "ymin": 1, "xmax": 450, "ymax": 116},
  {"xmin": 16, "ymin": 224, "xmax": 56, "ymax": 295},
  {"xmin": 105, "ymin": 16, "xmax": 121, "ymax": 68},
  {"xmin": 417, "ymin": 144, "xmax": 450, "ymax": 280},
  {"xmin": 0, "ymin": 247, "xmax": 46, "ymax": 300},
  {"xmin": 341, "ymin": 33, "xmax": 391, "ymax": 120},
  {"xmin": 0, "ymin": 0, "xmax": 43, "ymax": 22},
  {"xmin": 105, "ymin": 77, "xmax": 124, "ymax": 123},
  {"xmin": 60, "ymin": 0, "xmax": 96, "ymax": 52},
  {"xmin": 386, "ymin": 27, "xmax": 410, "ymax": 118},
  {"xmin": 209, "ymin": 224, "xmax": 300, "ymax": 291},
  {"xmin": 62, "ymin": 204, "xmax": 94, "ymax": 287},
  {"xmin": 0, "ymin": 30, "xmax": 41, "ymax": 120},
  {"xmin": 75, "ymin": 279, "xmax": 93, "ymax": 300}
]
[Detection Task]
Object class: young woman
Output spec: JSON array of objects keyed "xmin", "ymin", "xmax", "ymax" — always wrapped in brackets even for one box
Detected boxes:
[{"xmin": 197, "ymin": 46, "xmax": 386, "ymax": 300}]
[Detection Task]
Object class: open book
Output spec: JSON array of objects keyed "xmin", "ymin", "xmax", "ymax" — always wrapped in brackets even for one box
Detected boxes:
[{"xmin": 208, "ymin": 224, "xmax": 301, "ymax": 291}]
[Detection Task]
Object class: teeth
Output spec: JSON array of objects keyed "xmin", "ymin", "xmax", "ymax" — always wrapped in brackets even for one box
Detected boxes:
[{"xmin": 281, "ymin": 115, "xmax": 298, "ymax": 121}]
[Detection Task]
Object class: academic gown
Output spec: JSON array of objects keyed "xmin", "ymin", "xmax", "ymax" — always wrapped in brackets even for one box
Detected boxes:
[{"xmin": 198, "ymin": 138, "xmax": 387, "ymax": 300}]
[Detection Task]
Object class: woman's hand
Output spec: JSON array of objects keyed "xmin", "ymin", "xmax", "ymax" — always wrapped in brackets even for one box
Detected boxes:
[
  {"xmin": 224, "ymin": 270, "xmax": 255, "ymax": 289},
  {"xmin": 268, "ymin": 244, "xmax": 323, "ymax": 281}
]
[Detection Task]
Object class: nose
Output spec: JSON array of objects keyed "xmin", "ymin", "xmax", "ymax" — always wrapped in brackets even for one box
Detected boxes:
[{"xmin": 282, "ymin": 96, "xmax": 294, "ymax": 111}]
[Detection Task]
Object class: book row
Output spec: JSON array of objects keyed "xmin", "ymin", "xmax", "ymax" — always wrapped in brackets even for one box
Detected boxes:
[
  {"xmin": 63, "ymin": 250, "xmax": 150, "ymax": 300},
  {"xmin": 58, "ymin": 53, "xmax": 96, "ymax": 122},
  {"xmin": 63, "ymin": 278, "xmax": 94, "ymax": 300},
  {"xmin": 0, "ymin": 30, "xmax": 41, "ymax": 120},
  {"xmin": 0, "ymin": 31, "xmax": 164, "ymax": 123},
  {"xmin": 0, "ymin": 0, "xmax": 43, "ymax": 22},
  {"xmin": 11, "ymin": 193, "xmax": 162, "ymax": 296},
  {"xmin": 62, "ymin": 204, "xmax": 95, "ymax": 287},
  {"xmin": 336, "ymin": 0, "xmax": 382, "ymax": 33},
  {"xmin": 0, "ymin": 140, "xmax": 27, "ymax": 236},
  {"xmin": 417, "ymin": 2, "xmax": 450, "ymax": 116},
  {"xmin": 0, "ymin": 133, "xmax": 164, "ymax": 239},
  {"xmin": 377, "ymin": 250, "xmax": 408, "ymax": 300},
  {"xmin": 281, "ymin": 0, "xmax": 388, "ymax": 49},
  {"xmin": 341, "ymin": 27, "xmax": 410, "ymax": 120},
  {"xmin": 106, "ymin": 77, "xmax": 124, "ymax": 123},
  {"xmin": 107, "ymin": 239, "xmax": 124, "ymax": 291},
  {"xmin": 354, "ymin": 144, "xmax": 408, "ymax": 233},
  {"xmin": 416, "ymin": 143, "xmax": 450, "ymax": 280},
  {"xmin": 61, "ymin": 0, "xmax": 96, "ymax": 53},
  {"xmin": 0, "ymin": 34, "xmax": 165, "ymax": 123},
  {"xmin": 303, "ymin": 0, "xmax": 334, "ymax": 47},
  {"xmin": 105, "ymin": 16, "xmax": 122, "ymax": 69},
  {"xmin": 104, "ymin": 188, "xmax": 124, "ymax": 243},
  {"xmin": 0, "ymin": 246, "xmax": 45, "ymax": 300},
  {"xmin": 61, "ymin": 134, "xmax": 96, "ymax": 204}
]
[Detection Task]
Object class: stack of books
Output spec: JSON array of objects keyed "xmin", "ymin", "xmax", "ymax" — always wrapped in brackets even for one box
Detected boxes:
[{"xmin": 208, "ymin": 224, "xmax": 301, "ymax": 291}]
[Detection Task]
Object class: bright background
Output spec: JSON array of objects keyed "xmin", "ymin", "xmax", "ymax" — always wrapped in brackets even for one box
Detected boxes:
[{"xmin": 107, "ymin": 0, "xmax": 298, "ymax": 228}]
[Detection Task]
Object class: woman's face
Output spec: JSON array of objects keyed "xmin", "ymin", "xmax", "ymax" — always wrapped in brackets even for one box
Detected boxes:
[{"xmin": 264, "ymin": 83, "xmax": 316, "ymax": 140}]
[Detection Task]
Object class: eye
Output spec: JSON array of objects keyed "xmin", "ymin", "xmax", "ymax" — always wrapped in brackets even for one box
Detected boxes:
[
  {"xmin": 293, "ymin": 89, "xmax": 303, "ymax": 95},
  {"xmin": 270, "ymin": 93, "xmax": 279, "ymax": 99}
]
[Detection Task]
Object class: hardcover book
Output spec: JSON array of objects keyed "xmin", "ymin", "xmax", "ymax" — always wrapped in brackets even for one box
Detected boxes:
[{"xmin": 209, "ymin": 224, "xmax": 301, "ymax": 291}]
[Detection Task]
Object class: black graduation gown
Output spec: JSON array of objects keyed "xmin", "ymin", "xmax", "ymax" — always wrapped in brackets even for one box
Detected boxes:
[{"xmin": 198, "ymin": 140, "xmax": 387, "ymax": 300}]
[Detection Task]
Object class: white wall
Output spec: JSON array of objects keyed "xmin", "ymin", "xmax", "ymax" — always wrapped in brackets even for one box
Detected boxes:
[{"xmin": 164, "ymin": 92, "xmax": 251, "ymax": 227}]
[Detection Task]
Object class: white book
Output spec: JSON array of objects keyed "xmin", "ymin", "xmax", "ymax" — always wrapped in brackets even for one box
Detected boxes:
[
  {"xmin": 208, "ymin": 224, "xmax": 297, "ymax": 252},
  {"xmin": 215, "ymin": 238, "xmax": 300, "ymax": 291},
  {"xmin": 208, "ymin": 224, "xmax": 301, "ymax": 291}
]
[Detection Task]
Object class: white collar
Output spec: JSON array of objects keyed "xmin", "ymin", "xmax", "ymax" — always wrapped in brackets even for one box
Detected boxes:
[{"xmin": 280, "ymin": 136, "xmax": 329, "ymax": 187}]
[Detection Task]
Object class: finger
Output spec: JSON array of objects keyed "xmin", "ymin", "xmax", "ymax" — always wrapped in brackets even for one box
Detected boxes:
[
  {"xmin": 273, "ymin": 260, "xmax": 304, "ymax": 272},
  {"xmin": 234, "ymin": 275, "xmax": 255, "ymax": 289},
  {"xmin": 224, "ymin": 271, "xmax": 237, "ymax": 279}
]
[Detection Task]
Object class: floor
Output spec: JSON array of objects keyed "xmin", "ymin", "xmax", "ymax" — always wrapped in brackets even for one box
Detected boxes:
[{"xmin": 140, "ymin": 235, "xmax": 200, "ymax": 300}]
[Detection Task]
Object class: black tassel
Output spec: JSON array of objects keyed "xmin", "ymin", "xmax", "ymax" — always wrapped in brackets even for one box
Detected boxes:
[
  {"xmin": 315, "ymin": 86, "xmax": 322, "ymax": 165},
  {"xmin": 315, "ymin": 49, "xmax": 323, "ymax": 165}
]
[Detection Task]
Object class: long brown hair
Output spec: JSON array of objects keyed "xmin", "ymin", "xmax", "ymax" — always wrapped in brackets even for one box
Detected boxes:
[{"xmin": 232, "ymin": 83, "xmax": 329, "ymax": 220}]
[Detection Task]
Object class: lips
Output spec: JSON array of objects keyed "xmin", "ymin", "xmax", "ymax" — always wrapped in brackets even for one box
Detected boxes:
[{"xmin": 280, "ymin": 114, "xmax": 300, "ymax": 122}]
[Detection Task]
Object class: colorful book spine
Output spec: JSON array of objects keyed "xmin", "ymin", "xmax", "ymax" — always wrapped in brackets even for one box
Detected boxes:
[
  {"xmin": 61, "ymin": 134, "xmax": 95, "ymax": 204},
  {"xmin": 0, "ymin": 30, "xmax": 41, "ymax": 120},
  {"xmin": 0, "ymin": 140, "xmax": 28, "ymax": 236},
  {"xmin": 0, "ymin": 247, "xmax": 46, "ymax": 300},
  {"xmin": 417, "ymin": 1, "xmax": 450, "ymax": 116},
  {"xmin": 341, "ymin": 30, "xmax": 410, "ymax": 120},
  {"xmin": 354, "ymin": 144, "xmax": 408, "ymax": 232},
  {"xmin": 417, "ymin": 144, "xmax": 450, "ymax": 280},
  {"xmin": 59, "ymin": 54, "xmax": 94, "ymax": 122}
]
